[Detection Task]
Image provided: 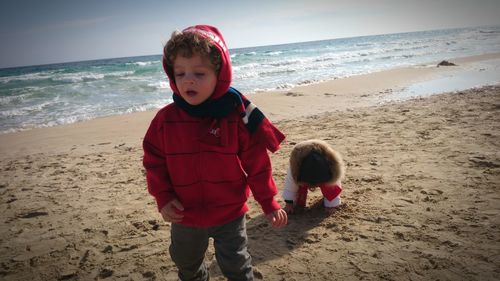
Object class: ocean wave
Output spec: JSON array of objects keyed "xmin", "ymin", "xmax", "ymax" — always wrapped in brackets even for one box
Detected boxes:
[
  {"xmin": 0, "ymin": 71, "xmax": 55, "ymax": 83},
  {"xmin": 266, "ymin": 59, "xmax": 304, "ymax": 67},
  {"xmin": 234, "ymin": 70, "xmax": 259, "ymax": 79},
  {"xmin": 125, "ymin": 100, "xmax": 168, "ymax": 113},
  {"xmin": 118, "ymin": 75, "xmax": 148, "ymax": 82},
  {"xmin": 355, "ymin": 43, "xmax": 374, "ymax": 47},
  {"xmin": 235, "ymin": 66, "xmax": 298, "ymax": 79},
  {"xmin": 125, "ymin": 105, "xmax": 151, "ymax": 113},
  {"xmin": 104, "ymin": 71, "xmax": 134, "ymax": 77},
  {"xmin": 51, "ymin": 72, "xmax": 105, "ymax": 83},
  {"xmin": 4, "ymin": 113, "xmax": 98, "ymax": 133},
  {"xmin": 250, "ymin": 85, "xmax": 293, "ymax": 93},
  {"xmin": 127, "ymin": 61, "xmax": 159, "ymax": 66},
  {"xmin": 0, "ymin": 98, "xmax": 171, "ymax": 134},
  {"xmin": 232, "ymin": 63, "xmax": 261, "ymax": 71},
  {"xmin": 52, "ymin": 115, "xmax": 94, "ymax": 127},
  {"xmin": 1, "ymin": 127, "xmax": 25, "ymax": 134},
  {"xmin": 133, "ymin": 67, "xmax": 160, "ymax": 75},
  {"xmin": 377, "ymin": 53, "xmax": 415, "ymax": 60},
  {"xmin": 1, "ymin": 101, "xmax": 54, "ymax": 117},
  {"xmin": 479, "ymin": 30, "xmax": 500, "ymax": 34},
  {"xmin": 0, "ymin": 91, "xmax": 35, "ymax": 105},
  {"xmin": 259, "ymin": 69, "xmax": 296, "ymax": 77},
  {"xmin": 264, "ymin": 51, "xmax": 283, "ymax": 56},
  {"xmin": 147, "ymin": 81, "xmax": 169, "ymax": 89},
  {"xmin": 313, "ymin": 57, "xmax": 337, "ymax": 63}
]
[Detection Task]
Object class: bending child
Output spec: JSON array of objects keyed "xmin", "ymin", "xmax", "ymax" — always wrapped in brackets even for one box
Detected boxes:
[
  {"xmin": 143, "ymin": 25, "xmax": 287, "ymax": 281},
  {"xmin": 283, "ymin": 139, "xmax": 345, "ymax": 215}
]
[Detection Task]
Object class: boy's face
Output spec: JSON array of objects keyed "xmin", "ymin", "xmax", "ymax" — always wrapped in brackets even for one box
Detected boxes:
[{"xmin": 173, "ymin": 53, "xmax": 217, "ymax": 105}]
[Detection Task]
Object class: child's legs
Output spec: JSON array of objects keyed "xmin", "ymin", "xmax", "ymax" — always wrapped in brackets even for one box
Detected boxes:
[
  {"xmin": 170, "ymin": 223, "xmax": 210, "ymax": 281},
  {"xmin": 210, "ymin": 215, "xmax": 253, "ymax": 281}
]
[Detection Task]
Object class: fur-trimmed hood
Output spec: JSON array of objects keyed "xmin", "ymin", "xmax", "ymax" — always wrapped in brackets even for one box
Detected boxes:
[{"xmin": 290, "ymin": 139, "xmax": 345, "ymax": 186}]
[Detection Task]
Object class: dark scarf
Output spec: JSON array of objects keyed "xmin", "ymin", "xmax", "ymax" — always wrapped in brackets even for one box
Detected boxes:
[
  {"xmin": 173, "ymin": 87, "xmax": 284, "ymax": 152},
  {"xmin": 173, "ymin": 87, "xmax": 265, "ymax": 133}
]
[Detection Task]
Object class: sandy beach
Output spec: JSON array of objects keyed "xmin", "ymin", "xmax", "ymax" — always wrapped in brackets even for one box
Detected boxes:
[{"xmin": 1, "ymin": 54, "xmax": 499, "ymax": 280}]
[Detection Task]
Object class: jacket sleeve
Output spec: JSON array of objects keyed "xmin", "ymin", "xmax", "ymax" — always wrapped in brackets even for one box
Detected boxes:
[
  {"xmin": 282, "ymin": 166, "xmax": 299, "ymax": 202},
  {"xmin": 238, "ymin": 121, "xmax": 282, "ymax": 215},
  {"xmin": 143, "ymin": 114, "xmax": 176, "ymax": 212},
  {"xmin": 320, "ymin": 181, "xmax": 342, "ymax": 207}
]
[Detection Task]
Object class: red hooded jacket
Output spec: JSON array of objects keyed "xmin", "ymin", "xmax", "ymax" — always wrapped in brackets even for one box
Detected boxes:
[{"xmin": 143, "ymin": 25, "xmax": 284, "ymax": 227}]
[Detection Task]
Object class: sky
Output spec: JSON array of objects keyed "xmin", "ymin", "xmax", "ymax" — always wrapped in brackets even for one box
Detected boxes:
[{"xmin": 1, "ymin": 0, "xmax": 499, "ymax": 68}]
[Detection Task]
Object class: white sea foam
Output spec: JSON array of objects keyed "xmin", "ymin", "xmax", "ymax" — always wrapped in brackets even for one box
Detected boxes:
[
  {"xmin": 0, "ymin": 91, "xmax": 38, "ymax": 105},
  {"xmin": 1, "ymin": 101, "xmax": 53, "ymax": 117},
  {"xmin": 52, "ymin": 72, "xmax": 105, "ymax": 82},
  {"xmin": 128, "ymin": 61, "xmax": 158, "ymax": 66},
  {"xmin": 265, "ymin": 51, "xmax": 283, "ymax": 56},
  {"xmin": 147, "ymin": 81, "xmax": 169, "ymax": 89},
  {"xmin": 125, "ymin": 100, "xmax": 169, "ymax": 114},
  {"xmin": 0, "ymin": 71, "xmax": 56, "ymax": 83},
  {"xmin": 104, "ymin": 71, "xmax": 134, "ymax": 77}
]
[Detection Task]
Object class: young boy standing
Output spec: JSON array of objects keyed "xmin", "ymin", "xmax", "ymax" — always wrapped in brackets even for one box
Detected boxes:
[{"xmin": 143, "ymin": 25, "xmax": 287, "ymax": 281}]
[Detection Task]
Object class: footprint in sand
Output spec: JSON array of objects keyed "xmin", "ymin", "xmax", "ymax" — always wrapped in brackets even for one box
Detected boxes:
[
  {"xmin": 285, "ymin": 92, "xmax": 303, "ymax": 97},
  {"xmin": 19, "ymin": 211, "xmax": 49, "ymax": 218},
  {"xmin": 469, "ymin": 156, "xmax": 500, "ymax": 168}
]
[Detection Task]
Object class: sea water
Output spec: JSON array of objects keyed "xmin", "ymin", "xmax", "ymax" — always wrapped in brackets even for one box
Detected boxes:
[{"xmin": 1, "ymin": 25, "xmax": 500, "ymax": 133}]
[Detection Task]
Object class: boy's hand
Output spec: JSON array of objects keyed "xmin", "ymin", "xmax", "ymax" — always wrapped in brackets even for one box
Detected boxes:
[
  {"xmin": 284, "ymin": 202, "xmax": 295, "ymax": 214},
  {"xmin": 265, "ymin": 209, "xmax": 288, "ymax": 228},
  {"xmin": 160, "ymin": 199, "xmax": 184, "ymax": 223}
]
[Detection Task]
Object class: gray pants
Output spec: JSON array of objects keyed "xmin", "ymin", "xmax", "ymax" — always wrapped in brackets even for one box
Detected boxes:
[{"xmin": 169, "ymin": 215, "xmax": 253, "ymax": 281}]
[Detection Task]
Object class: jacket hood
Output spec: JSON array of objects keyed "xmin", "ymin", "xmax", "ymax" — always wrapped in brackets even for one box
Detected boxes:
[
  {"xmin": 290, "ymin": 139, "xmax": 345, "ymax": 186},
  {"xmin": 162, "ymin": 25, "xmax": 232, "ymax": 100}
]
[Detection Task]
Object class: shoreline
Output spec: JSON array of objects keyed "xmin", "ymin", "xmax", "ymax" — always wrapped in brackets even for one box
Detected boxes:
[
  {"xmin": 1, "ymin": 52, "xmax": 500, "ymax": 158},
  {"xmin": 252, "ymin": 52, "xmax": 500, "ymax": 121}
]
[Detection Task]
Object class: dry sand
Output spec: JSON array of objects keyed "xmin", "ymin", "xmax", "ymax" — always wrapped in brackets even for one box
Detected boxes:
[{"xmin": 1, "ymin": 55, "xmax": 499, "ymax": 280}]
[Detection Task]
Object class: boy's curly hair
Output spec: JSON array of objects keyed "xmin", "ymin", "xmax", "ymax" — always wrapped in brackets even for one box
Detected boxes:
[{"xmin": 163, "ymin": 31, "xmax": 222, "ymax": 75}]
